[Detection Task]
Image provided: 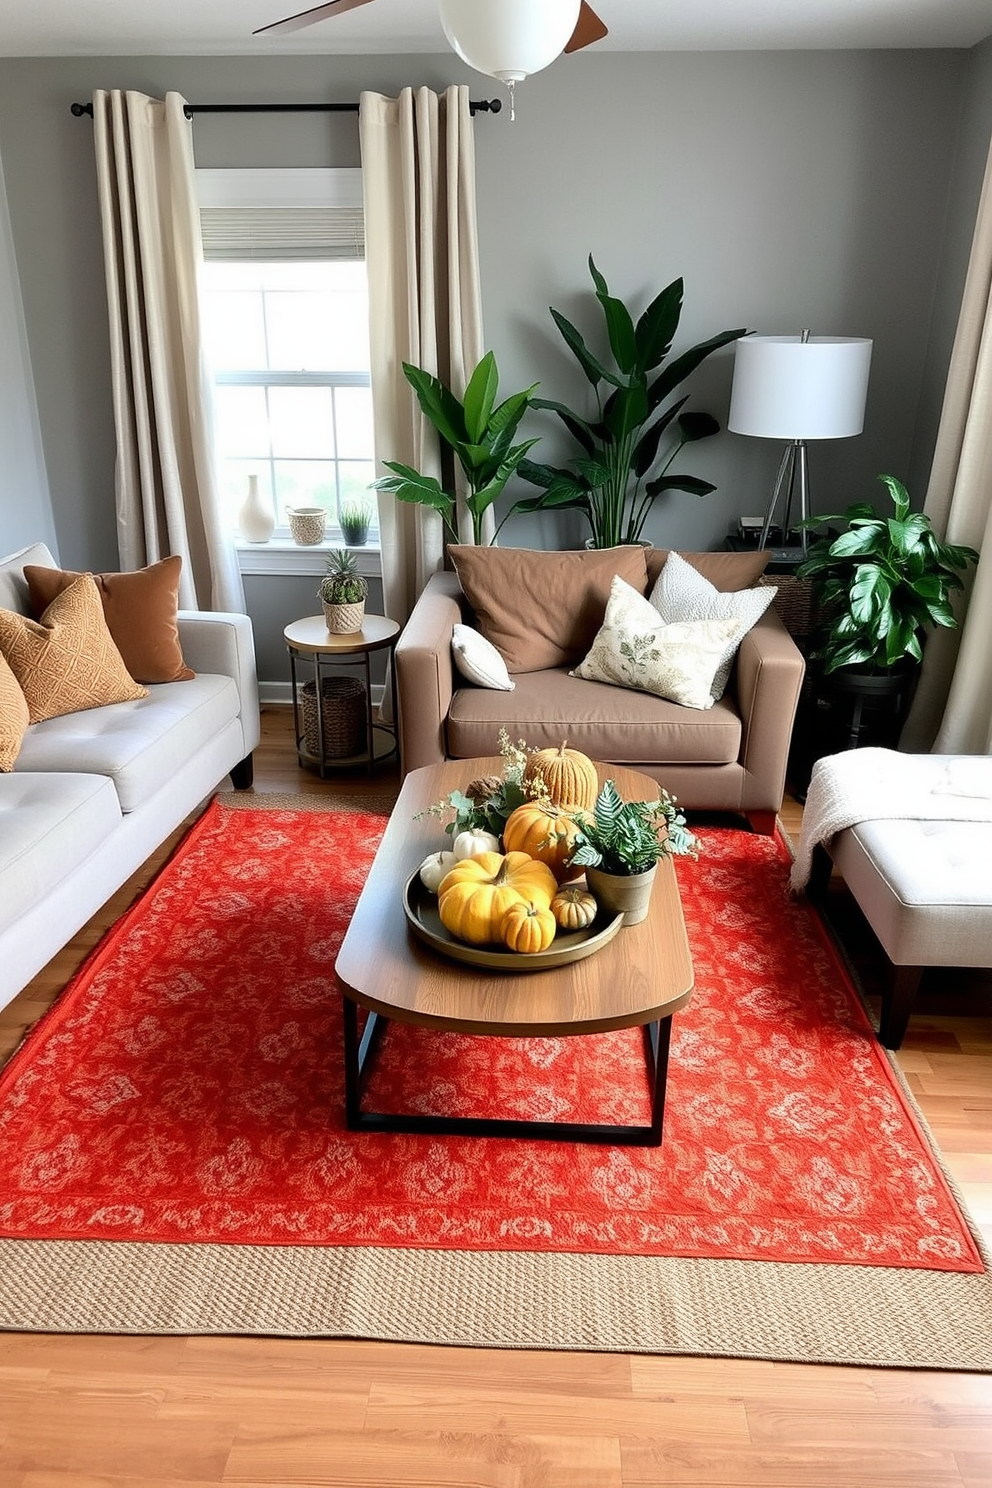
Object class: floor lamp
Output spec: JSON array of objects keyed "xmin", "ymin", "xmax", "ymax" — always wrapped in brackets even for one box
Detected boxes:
[{"xmin": 727, "ymin": 332, "xmax": 873, "ymax": 555}]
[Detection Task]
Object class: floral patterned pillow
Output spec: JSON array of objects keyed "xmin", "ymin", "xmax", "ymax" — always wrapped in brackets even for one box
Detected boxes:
[{"xmin": 571, "ymin": 575, "xmax": 740, "ymax": 710}]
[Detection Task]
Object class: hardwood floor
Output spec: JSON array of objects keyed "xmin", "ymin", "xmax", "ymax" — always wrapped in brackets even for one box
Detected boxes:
[{"xmin": 1, "ymin": 706, "xmax": 990, "ymax": 1488}]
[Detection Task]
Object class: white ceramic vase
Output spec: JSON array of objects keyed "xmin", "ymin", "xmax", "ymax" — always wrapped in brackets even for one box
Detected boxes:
[{"xmin": 238, "ymin": 474, "xmax": 274, "ymax": 544}]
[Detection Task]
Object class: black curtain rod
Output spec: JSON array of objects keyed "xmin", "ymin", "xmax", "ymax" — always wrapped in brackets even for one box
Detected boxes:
[{"xmin": 71, "ymin": 98, "xmax": 502, "ymax": 118}]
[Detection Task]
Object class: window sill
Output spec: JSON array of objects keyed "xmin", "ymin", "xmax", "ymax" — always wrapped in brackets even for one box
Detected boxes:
[{"xmin": 236, "ymin": 540, "xmax": 382, "ymax": 579}]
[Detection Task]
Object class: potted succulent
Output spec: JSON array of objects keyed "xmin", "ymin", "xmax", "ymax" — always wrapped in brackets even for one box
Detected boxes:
[
  {"xmin": 797, "ymin": 473, "xmax": 978, "ymax": 744},
  {"xmin": 371, "ymin": 350, "xmax": 540, "ymax": 546},
  {"xmin": 568, "ymin": 780, "xmax": 699, "ymax": 926},
  {"xmin": 514, "ymin": 256, "xmax": 746, "ymax": 548},
  {"xmin": 339, "ymin": 499, "xmax": 371, "ymax": 547},
  {"xmin": 319, "ymin": 549, "xmax": 369, "ymax": 634}
]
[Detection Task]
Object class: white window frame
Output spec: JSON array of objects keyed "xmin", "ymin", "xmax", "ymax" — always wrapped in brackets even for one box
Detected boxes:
[{"xmin": 196, "ymin": 167, "xmax": 379, "ymax": 580}]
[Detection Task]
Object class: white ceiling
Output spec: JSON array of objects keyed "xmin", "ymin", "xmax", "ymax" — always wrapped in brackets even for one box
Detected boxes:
[{"xmin": 0, "ymin": 0, "xmax": 990, "ymax": 58}]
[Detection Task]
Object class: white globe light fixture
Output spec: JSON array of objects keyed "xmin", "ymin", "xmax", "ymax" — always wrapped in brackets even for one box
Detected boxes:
[{"xmin": 438, "ymin": 0, "xmax": 581, "ymax": 117}]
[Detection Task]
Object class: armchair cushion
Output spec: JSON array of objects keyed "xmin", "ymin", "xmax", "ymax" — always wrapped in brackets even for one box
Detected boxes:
[
  {"xmin": 648, "ymin": 550, "xmax": 777, "ymax": 701},
  {"xmin": 448, "ymin": 544, "xmax": 649, "ymax": 673},
  {"xmin": 572, "ymin": 575, "xmax": 741, "ymax": 710}
]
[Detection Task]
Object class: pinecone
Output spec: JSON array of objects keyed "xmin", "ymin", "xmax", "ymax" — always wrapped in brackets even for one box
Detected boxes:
[{"xmin": 465, "ymin": 774, "xmax": 503, "ymax": 804}]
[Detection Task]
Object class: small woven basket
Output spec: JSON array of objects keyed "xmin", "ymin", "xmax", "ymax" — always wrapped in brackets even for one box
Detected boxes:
[
  {"xmin": 300, "ymin": 677, "xmax": 366, "ymax": 760},
  {"xmin": 287, "ymin": 507, "xmax": 327, "ymax": 545},
  {"xmin": 322, "ymin": 599, "xmax": 365, "ymax": 634}
]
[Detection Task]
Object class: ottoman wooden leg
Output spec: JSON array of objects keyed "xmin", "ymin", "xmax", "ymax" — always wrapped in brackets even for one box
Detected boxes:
[{"xmin": 880, "ymin": 965, "xmax": 923, "ymax": 1050}]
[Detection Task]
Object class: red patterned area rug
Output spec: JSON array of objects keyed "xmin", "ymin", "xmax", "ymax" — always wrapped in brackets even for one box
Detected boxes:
[{"xmin": 0, "ymin": 801, "xmax": 981, "ymax": 1277}]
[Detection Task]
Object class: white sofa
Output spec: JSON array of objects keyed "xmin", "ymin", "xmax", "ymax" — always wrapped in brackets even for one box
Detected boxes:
[{"xmin": 0, "ymin": 542, "xmax": 261, "ymax": 1010}]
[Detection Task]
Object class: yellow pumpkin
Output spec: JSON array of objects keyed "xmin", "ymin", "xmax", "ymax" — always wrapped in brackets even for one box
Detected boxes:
[
  {"xmin": 437, "ymin": 851, "xmax": 557, "ymax": 945},
  {"xmin": 551, "ymin": 884, "xmax": 598, "ymax": 932},
  {"xmin": 523, "ymin": 742, "xmax": 599, "ymax": 812},
  {"xmin": 501, "ymin": 900, "xmax": 557, "ymax": 955},
  {"xmin": 502, "ymin": 800, "xmax": 584, "ymax": 884}
]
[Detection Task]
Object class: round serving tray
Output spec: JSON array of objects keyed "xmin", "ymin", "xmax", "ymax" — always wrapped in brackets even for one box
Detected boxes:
[{"xmin": 403, "ymin": 872, "xmax": 624, "ymax": 973}]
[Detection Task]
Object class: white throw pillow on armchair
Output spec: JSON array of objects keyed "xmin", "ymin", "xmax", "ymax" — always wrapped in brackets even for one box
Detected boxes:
[
  {"xmin": 649, "ymin": 550, "xmax": 777, "ymax": 701},
  {"xmin": 571, "ymin": 575, "xmax": 740, "ymax": 710},
  {"xmin": 451, "ymin": 623, "xmax": 515, "ymax": 691}
]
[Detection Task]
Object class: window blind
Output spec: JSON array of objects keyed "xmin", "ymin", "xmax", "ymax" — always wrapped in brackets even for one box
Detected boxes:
[{"xmin": 199, "ymin": 206, "xmax": 364, "ymax": 261}]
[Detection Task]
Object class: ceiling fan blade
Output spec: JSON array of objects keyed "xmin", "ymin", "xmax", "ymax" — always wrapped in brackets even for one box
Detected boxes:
[
  {"xmin": 564, "ymin": 1, "xmax": 609, "ymax": 53},
  {"xmin": 253, "ymin": 0, "xmax": 375, "ymax": 38}
]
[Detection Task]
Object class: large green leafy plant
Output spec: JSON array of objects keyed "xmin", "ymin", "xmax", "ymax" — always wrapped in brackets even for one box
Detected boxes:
[
  {"xmin": 515, "ymin": 257, "xmax": 745, "ymax": 548},
  {"xmin": 797, "ymin": 473, "xmax": 979, "ymax": 674},
  {"xmin": 371, "ymin": 351, "xmax": 538, "ymax": 546}
]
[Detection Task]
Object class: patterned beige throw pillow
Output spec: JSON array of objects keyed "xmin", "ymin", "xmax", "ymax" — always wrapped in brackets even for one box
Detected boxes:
[
  {"xmin": 572, "ymin": 575, "xmax": 741, "ymax": 710},
  {"xmin": 0, "ymin": 574, "xmax": 148, "ymax": 724},
  {"xmin": 0, "ymin": 650, "xmax": 30, "ymax": 770}
]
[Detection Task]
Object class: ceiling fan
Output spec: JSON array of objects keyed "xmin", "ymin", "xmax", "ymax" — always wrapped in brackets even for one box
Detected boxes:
[{"xmin": 254, "ymin": 0, "xmax": 609, "ymax": 81}]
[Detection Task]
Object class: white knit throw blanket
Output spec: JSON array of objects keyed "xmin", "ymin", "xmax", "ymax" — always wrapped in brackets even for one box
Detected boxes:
[{"xmin": 790, "ymin": 748, "xmax": 992, "ymax": 893}]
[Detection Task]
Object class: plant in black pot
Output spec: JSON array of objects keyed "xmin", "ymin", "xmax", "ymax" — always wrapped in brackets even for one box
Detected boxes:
[
  {"xmin": 513, "ymin": 256, "xmax": 746, "ymax": 548},
  {"xmin": 568, "ymin": 780, "xmax": 698, "ymax": 926},
  {"xmin": 797, "ymin": 473, "xmax": 978, "ymax": 748}
]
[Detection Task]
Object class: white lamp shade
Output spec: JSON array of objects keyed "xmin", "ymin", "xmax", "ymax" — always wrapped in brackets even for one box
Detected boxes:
[
  {"xmin": 727, "ymin": 335, "xmax": 873, "ymax": 440},
  {"xmin": 438, "ymin": 0, "xmax": 581, "ymax": 83}
]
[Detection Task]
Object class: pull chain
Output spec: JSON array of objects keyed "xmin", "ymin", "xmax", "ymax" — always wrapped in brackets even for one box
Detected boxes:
[{"xmin": 506, "ymin": 79, "xmax": 516, "ymax": 122}]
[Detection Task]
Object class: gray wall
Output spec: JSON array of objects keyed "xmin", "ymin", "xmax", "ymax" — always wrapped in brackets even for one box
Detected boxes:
[{"xmin": 0, "ymin": 45, "xmax": 984, "ymax": 573}]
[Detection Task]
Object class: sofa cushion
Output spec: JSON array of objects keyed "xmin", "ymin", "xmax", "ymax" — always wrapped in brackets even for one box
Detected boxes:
[
  {"xmin": 14, "ymin": 673, "xmax": 241, "ymax": 813},
  {"xmin": 644, "ymin": 548, "xmax": 772, "ymax": 591},
  {"xmin": 24, "ymin": 556, "xmax": 195, "ymax": 685},
  {"xmin": 448, "ymin": 544, "xmax": 650, "ymax": 674},
  {"xmin": 648, "ymin": 550, "xmax": 777, "ymax": 701},
  {"xmin": 0, "ymin": 651, "xmax": 29, "ymax": 771},
  {"xmin": 446, "ymin": 666, "xmax": 742, "ymax": 766},
  {"xmin": 0, "ymin": 574, "xmax": 148, "ymax": 722},
  {"xmin": 0, "ymin": 772, "xmax": 122, "ymax": 936},
  {"xmin": 572, "ymin": 575, "xmax": 741, "ymax": 709}
]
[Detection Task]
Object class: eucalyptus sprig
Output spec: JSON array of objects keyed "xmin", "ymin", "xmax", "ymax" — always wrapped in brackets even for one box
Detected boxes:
[
  {"xmin": 414, "ymin": 729, "xmax": 543, "ymax": 839},
  {"xmin": 568, "ymin": 780, "xmax": 698, "ymax": 876}
]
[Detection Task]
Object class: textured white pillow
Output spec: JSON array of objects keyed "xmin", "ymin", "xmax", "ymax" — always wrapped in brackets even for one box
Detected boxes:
[
  {"xmin": 451, "ymin": 623, "xmax": 515, "ymax": 691},
  {"xmin": 649, "ymin": 550, "xmax": 777, "ymax": 700},
  {"xmin": 571, "ymin": 575, "xmax": 740, "ymax": 710}
]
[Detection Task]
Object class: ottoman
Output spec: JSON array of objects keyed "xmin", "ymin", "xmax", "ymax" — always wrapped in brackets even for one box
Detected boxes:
[{"xmin": 809, "ymin": 817, "xmax": 992, "ymax": 1048}]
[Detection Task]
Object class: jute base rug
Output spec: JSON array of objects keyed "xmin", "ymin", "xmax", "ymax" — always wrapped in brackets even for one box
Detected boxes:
[{"xmin": 0, "ymin": 794, "xmax": 989, "ymax": 1370}]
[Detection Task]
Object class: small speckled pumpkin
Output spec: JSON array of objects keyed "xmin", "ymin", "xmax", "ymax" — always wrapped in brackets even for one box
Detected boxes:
[{"xmin": 550, "ymin": 884, "xmax": 598, "ymax": 932}]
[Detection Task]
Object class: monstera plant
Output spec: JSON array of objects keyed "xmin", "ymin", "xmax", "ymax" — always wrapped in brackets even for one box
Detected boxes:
[
  {"xmin": 371, "ymin": 351, "xmax": 539, "ymax": 546},
  {"xmin": 514, "ymin": 256, "xmax": 746, "ymax": 548},
  {"xmin": 797, "ymin": 473, "xmax": 979, "ymax": 674}
]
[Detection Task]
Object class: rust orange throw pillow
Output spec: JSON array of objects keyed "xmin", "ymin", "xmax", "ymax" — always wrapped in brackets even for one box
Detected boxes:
[
  {"xmin": 24, "ymin": 555, "xmax": 194, "ymax": 684},
  {"xmin": 0, "ymin": 574, "xmax": 148, "ymax": 723},
  {"xmin": 0, "ymin": 650, "xmax": 30, "ymax": 770},
  {"xmin": 449, "ymin": 544, "xmax": 650, "ymax": 674}
]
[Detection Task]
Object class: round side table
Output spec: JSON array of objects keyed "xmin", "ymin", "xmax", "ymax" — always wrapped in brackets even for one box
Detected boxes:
[{"xmin": 284, "ymin": 614, "xmax": 400, "ymax": 778}]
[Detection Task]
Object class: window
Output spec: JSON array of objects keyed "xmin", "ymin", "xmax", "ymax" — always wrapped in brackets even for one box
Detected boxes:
[{"xmin": 197, "ymin": 169, "xmax": 376, "ymax": 546}]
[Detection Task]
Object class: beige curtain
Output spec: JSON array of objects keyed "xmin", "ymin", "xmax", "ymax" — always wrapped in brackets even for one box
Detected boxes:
[
  {"xmin": 92, "ymin": 90, "xmax": 244, "ymax": 612},
  {"xmin": 359, "ymin": 85, "xmax": 484, "ymax": 628},
  {"xmin": 902, "ymin": 132, "xmax": 992, "ymax": 755}
]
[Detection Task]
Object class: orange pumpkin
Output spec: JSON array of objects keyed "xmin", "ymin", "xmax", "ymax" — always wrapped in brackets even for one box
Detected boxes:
[
  {"xmin": 500, "ymin": 900, "xmax": 557, "ymax": 954},
  {"xmin": 502, "ymin": 800, "xmax": 583, "ymax": 884},
  {"xmin": 437, "ymin": 851, "xmax": 557, "ymax": 945},
  {"xmin": 523, "ymin": 742, "xmax": 599, "ymax": 812}
]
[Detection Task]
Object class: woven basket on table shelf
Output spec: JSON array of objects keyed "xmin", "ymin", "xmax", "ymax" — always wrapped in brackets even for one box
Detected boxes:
[{"xmin": 300, "ymin": 677, "xmax": 366, "ymax": 760}]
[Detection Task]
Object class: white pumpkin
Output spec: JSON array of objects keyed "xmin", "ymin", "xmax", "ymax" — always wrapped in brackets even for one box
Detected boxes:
[
  {"xmin": 418, "ymin": 850, "xmax": 459, "ymax": 893},
  {"xmin": 452, "ymin": 827, "xmax": 501, "ymax": 861}
]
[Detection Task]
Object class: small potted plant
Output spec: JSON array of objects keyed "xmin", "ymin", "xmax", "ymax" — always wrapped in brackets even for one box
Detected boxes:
[
  {"xmin": 319, "ymin": 549, "xmax": 368, "ymax": 634},
  {"xmin": 568, "ymin": 780, "xmax": 698, "ymax": 926},
  {"xmin": 339, "ymin": 499, "xmax": 371, "ymax": 547},
  {"xmin": 797, "ymin": 473, "xmax": 978, "ymax": 744}
]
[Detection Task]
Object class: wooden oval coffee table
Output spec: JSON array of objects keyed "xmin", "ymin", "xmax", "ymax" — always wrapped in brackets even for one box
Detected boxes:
[{"xmin": 335, "ymin": 759, "xmax": 695, "ymax": 1145}]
